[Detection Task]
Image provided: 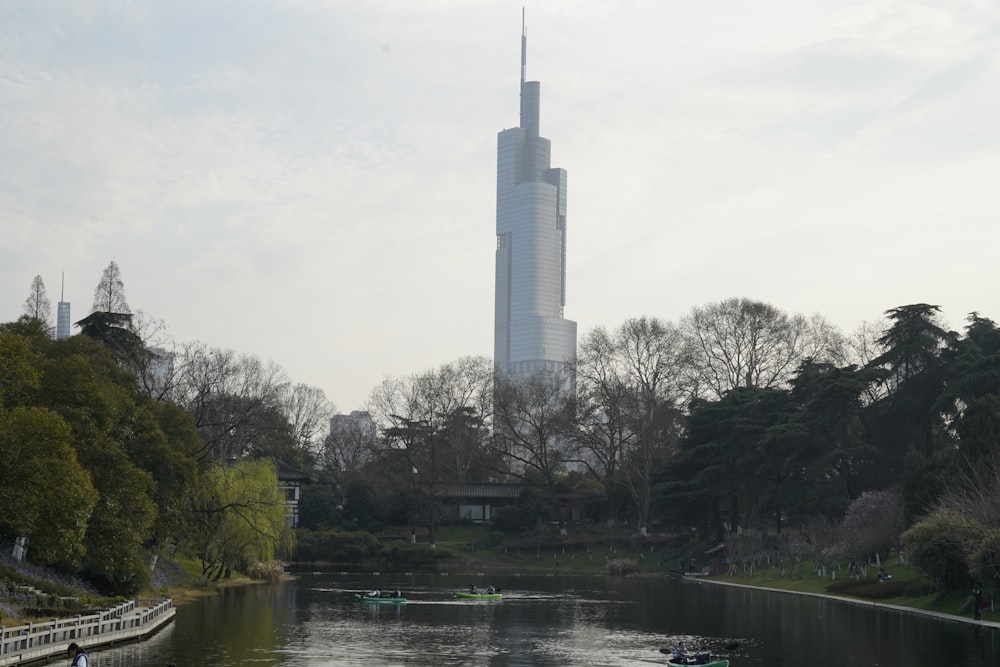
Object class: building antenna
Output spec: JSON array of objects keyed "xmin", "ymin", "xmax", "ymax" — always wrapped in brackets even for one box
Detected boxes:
[
  {"xmin": 520, "ymin": 8, "xmax": 527, "ymax": 85},
  {"xmin": 61, "ymin": 271, "xmax": 65, "ymax": 301}
]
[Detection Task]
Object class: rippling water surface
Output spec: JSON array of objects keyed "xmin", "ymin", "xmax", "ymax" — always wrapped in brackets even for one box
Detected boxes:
[{"xmin": 89, "ymin": 572, "xmax": 1000, "ymax": 666}]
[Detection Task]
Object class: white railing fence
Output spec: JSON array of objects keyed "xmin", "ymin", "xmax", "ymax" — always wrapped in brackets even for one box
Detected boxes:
[{"xmin": 0, "ymin": 597, "xmax": 174, "ymax": 666}]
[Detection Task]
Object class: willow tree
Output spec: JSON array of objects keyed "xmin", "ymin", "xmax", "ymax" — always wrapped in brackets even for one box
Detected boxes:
[{"xmin": 189, "ymin": 459, "xmax": 293, "ymax": 583}]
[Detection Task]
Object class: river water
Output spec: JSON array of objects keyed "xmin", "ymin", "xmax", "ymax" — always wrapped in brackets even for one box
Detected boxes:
[{"xmin": 87, "ymin": 571, "xmax": 999, "ymax": 666}]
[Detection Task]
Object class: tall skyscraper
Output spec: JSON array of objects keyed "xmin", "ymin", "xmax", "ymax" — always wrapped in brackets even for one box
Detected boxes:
[
  {"xmin": 55, "ymin": 272, "xmax": 71, "ymax": 340},
  {"xmin": 494, "ymin": 19, "xmax": 577, "ymax": 381}
]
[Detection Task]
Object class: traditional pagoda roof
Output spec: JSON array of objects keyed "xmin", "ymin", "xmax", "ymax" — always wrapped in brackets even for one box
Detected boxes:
[{"xmin": 274, "ymin": 459, "xmax": 314, "ymax": 483}]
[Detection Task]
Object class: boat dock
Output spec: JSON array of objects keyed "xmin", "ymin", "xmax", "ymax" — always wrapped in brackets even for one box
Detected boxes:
[{"xmin": 0, "ymin": 597, "xmax": 174, "ymax": 666}]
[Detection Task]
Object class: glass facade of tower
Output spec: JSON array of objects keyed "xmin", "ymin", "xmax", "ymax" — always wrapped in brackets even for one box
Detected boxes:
[
  {"xmin": 494, "ymin": 43, "xmax": 577, "ymax": 379},
  {"xmin": 56, "ymin": 301, "xmax": 71, "ymax": 339}
]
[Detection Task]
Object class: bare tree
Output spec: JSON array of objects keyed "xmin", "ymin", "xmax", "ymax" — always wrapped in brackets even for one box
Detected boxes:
[
  {"xmin": 618, "ymin": 316, "xmax": 687, "ymax": 534},
  {"xmin": 130, "ymin": 310, "xmax": 175, "ymax": 399},
  {"xmin": 321, "ymin": 411, "xmax": 377, "ymax": 478},
  {"xmin": 276, "ymin": 383, "xmax": 335, "ymax": 454},
  {"xmin": 366, "ymin": 357, "xmax": 493, "ymax": 473},
  {"xmin": 170, "ymin": 342, "xmax": 289, "ymax": 462},
  {"xmin": 23, "ymin": 275, "xmax": 52, "ymax": 326},
  {"xmin": 575, "ymin": 317, "xmax": 687, "ymax": 532},
  {"xmin": 366, "ymin": 355, "xmax": 493, "ymax": 544},
  {"xmin": 574, "ymin": 326, "xmax": 633, "ymax": 521},
  {"xmin": 846, "ymin": 319, "xmax": 890, "ymax": 402},
  {"xmin": 490, "ymin": 366, "xmax": 575, "ymax": 493},
  {"xmin": 798, "ymin": 312, "xmax": 848, "ymax": 366},
  {"xmin": 91, "ymin": 260, "xmax": 130, "ymax": 313},
  {"xmin": 681, "ymin": 297, "xmax": 844, "ymax": 401}
]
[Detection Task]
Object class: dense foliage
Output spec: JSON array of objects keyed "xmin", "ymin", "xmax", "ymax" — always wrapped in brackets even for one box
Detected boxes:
[
  {"xmin": 1, "ymin": 265, "xmax": 306, "ymax": 597},
  {"xmin": 5, "ymin": 274, "xmax": 1000, "ymax": 602}
]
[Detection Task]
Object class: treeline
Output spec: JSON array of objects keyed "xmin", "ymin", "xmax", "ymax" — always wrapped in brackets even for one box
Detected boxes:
[
  {"xmin": 314, "ymin": 301, "xmax": 1000, "ymax": 594},
  {"xmin": 7, "ymin": 266, "xmax": 1000, "ymax": 596}
]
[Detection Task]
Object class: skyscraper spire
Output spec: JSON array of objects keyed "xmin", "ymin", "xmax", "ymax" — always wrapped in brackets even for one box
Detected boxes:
[{"xmin": 520, "ymin": 8, "xmax": 527, "ymax": 86}]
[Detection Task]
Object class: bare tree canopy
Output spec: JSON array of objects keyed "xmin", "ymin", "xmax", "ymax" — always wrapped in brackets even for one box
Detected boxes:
[
  {"xmin": 92, "ymin": 260, "xmax": 131, "ymax": 314},
  {"xmin": 321, "ymin": 410, "xmax": 377, "ymax": 475},
  {"xmin": 22, "ymin": 275, "xmax": 52, "ymax": 325},
  {"xmin": 681, "ymin": 297, "xmax": 845, "ymax": 400},
  {"xmin": 491, "ymin": 366, "xmax": 575, "ymax": 491},
  {"xmin": 169, "ymin": 342, "xmax": 290, "ymax": 462},
  {"xmin": 574, "ymin": 317, "xmax": 686, "ymax": 530},
  {"xmin": 365, "ymin": 355, "xmax": 494, "ymax": 544},
  {"xmin": 276, "ymin": 382, "xmax": 335, "ymax": 454}
]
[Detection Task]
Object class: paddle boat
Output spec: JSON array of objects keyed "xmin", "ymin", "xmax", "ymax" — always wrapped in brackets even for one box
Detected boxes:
[
  {"xmin": 662, "ymin": 646, "xmax": 731, "ymax": 666},
  {"xmin": 666, "ymin": 659, "xmax": 728, "ymax": 667},
  {"xmin": 355, "ymin": 593, "xmax": 407, "ymax": 604},
  {"xmin": 454, "ymin": 590, "xmax": 502, "ymax": 600}
]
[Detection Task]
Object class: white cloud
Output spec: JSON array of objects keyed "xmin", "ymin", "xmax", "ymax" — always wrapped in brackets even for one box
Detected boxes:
[{"xmin": 2, "ymin": 0, "xmax": 998, "ymax": 410}]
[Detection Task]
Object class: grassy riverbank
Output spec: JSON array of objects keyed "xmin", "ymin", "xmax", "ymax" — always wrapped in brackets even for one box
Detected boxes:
[
  {"xmin": 3, "ymin": 525, "xmax": 992, "ymax": 627},
  {"xmin": 707, "ymin": 559, "xmax": 991, "ymax": 620},
  {"xmin": 430, "ymin": 526, "xmax": 994, "ymax": 624},
  {"xmin": 0, "ymin": 553, "xmax": 255, "ymax": 626}
]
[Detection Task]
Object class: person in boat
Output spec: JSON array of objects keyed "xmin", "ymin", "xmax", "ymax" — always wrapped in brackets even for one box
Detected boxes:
[
  {"xmin": 391, "ymin": 588, "xmax": 402, "ymax": 598},
  {"xmin": 671, "ymin": 640, "xmax": 690, "ymax": 662},
  {"xmin": 486, "ymin": 585, "xmax": 496, "ymax": 594},
  {"xmin": 367, "ymin": 588, "xmax": 380, "ymax": 598},
  {"xmin": 468, "ymin": 584, "xmax": 478, "ymax": 594}
]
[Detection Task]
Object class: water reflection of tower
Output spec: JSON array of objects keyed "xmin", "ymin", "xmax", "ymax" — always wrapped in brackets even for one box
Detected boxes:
[{"xmin": 493, "ymin": 15, "xmax": 577, "ymax": 383}]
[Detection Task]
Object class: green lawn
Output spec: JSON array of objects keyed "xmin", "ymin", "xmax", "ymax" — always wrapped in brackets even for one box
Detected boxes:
[
  {"xmin": 432, "ymin": 527, "xmax": 994, "ymax": 623},
  {"xmin": 709, "ymin": 559, "xmax": 991, "ymax": 621}
]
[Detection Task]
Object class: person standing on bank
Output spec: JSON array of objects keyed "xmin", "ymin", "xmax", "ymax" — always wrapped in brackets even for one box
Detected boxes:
[{"xmin": 67, "ymin": 642, "xmax": 89, "ymax": 667}]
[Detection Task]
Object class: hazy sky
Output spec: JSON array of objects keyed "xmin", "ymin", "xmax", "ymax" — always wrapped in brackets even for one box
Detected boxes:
[{"xmin": 3, "ymin": 1, "xmax": 998, "ymax": 412}]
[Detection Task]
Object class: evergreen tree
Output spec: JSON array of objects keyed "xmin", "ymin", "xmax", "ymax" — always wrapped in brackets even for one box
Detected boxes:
[
  {"xmin": 22, "ymin": 274, "xmax": 52, "ymax": 326},
  {"xmin": 91, "ymin": 260, "xmax": 131, "ymax": 313}
]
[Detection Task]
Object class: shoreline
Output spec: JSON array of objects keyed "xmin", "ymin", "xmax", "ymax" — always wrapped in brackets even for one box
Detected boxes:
[{"xmin": 693, "ymin": 576, "xmax": 1000, "ymax": 630}]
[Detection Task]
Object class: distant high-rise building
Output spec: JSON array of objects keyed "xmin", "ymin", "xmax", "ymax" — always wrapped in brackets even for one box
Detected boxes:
[
  {"xmin": 55, "ymin": 273, "xmax": 71, "ymax": 340},
  {"xmin": 494, "ymin": 18, "xmax": 577, "ymax": 381}
]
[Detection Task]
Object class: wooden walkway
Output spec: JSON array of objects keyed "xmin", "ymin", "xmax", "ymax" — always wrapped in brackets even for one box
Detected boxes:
[{"xmin": 0, "ymin": 597, "xmax": 175, "ymax": 666}]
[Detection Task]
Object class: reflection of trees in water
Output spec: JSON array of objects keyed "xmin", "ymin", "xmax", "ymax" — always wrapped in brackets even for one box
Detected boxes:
[{"xmin": 86, "ymin": 622, "xmax": 175, "ymax": 666}]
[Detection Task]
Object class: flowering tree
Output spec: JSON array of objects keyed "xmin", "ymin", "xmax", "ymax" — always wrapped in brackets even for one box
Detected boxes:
[{"xmin": 836, "ymin": 489, "xmax": 905, "ymax": 564}]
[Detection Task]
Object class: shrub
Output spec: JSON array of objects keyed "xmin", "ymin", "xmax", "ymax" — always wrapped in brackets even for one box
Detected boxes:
[
  {"xmin": 607, "ymin": 559, "xmax": 639, "ymax": 576},
  {"xmin": 381, "ymin": 543, "xmax": 452, "ymax": 572},
  {"xmin": 826, "ymin": 579, "xmax": 905, "ymax": 600},
  {"xmin": 901, "ymin": 508, "xmax": 978, "ymax": 591},
  {"xmin": 293, "ymin": 529, "xmax": 381, "ymax": 563},
  {"xmin": 246, "ymin": 561, "xmax": 285, "ymax": 581}
]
